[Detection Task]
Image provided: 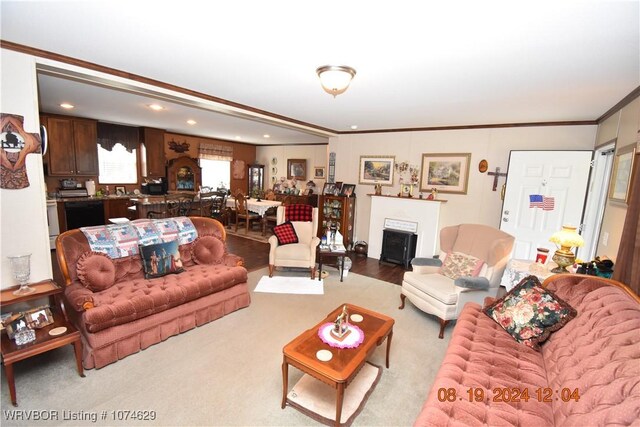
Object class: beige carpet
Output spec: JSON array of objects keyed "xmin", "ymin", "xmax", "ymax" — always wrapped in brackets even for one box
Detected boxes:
[{"xmin": 0, "ymin": 268, "xmax": 452, "ymax": 426}]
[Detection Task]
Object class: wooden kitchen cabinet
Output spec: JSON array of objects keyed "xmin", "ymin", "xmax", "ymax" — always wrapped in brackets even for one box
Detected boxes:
[
  {"xmin": 104, "ymin": 198, "xmax": 135, "ymax": 221},
  {"xmin": 45, "ymin": 116, "xmax": 98, "ymax": 176},
  {"xmin": 141, "ymin": 127, "xmax": 166, "ymax": 178}
]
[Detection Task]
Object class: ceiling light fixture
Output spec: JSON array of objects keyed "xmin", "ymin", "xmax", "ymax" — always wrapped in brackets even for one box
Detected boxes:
[
  {"xmin": 316, "ymin": 65, "xmax": 357, "ymax": 97},
  {"xmin": 263, "ymin": 134, "xmax": 270, "ymax": 138},
  {"xmin": 60, "ymin": 103, "xmax": 74, "ymax": 109},
  {"xmin": 235, "ymin": 136, "xmax": 242, "ymax": 140},
  {"xmin": 148, "ymin": 104, "xmax": 164, "ymax": 111},
  {"xmin": 187, "ymin": 119, "xmax": 197, "ymax": 125},
  {"xmin": 350, "ymin": 125, "xmax": 358, "ymax": 130}
]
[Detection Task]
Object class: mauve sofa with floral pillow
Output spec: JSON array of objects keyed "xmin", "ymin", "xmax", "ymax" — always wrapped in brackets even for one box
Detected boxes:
[
  {"xmin": 56, "ymin": 217, "xmax": 250, "ymax": 369},
  {"xmin": 415, "ymin": 274, "xmax": 640, "ymax": 426}
]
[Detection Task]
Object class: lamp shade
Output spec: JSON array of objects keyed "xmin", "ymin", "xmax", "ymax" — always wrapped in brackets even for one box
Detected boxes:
[
  {"xmin": 549, "ymin": 225, "xmax": 584, "ymax": 250},
  {"xmin": 316, "ymin": 65, "xmax": 356, "ymax": 97}
]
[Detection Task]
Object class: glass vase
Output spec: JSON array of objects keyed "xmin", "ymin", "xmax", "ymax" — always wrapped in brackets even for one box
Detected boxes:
[{"xmin": 8, "ymin": 254, "xmax": 34, "ymax": 296}]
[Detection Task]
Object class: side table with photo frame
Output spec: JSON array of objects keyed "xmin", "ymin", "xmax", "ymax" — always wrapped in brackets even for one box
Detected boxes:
[{"xmin": 1, "ymin": 279, "xmax": 84, "ymax": 406}]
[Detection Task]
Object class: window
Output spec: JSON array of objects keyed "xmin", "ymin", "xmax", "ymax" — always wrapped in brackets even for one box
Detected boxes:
[
  {"xmin": 200, "ymin": 159, "xmax": 230, "ymax": 190},
  {"xmin": 97, "ymin": 142, "xmax": 138, "ymax": 184}
]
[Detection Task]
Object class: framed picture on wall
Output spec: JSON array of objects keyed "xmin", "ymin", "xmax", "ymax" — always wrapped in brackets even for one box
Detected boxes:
[
  {"xmin": 287, "ymin": 159, "xmax": 307, "ymax": 180},
  {"xmin": 359, "ymin": 155, "xmax": 395, "ymax": 185},
  {"xmin": 314, "ymin": 166, "xmax": 326, "ymax": 179},
  {"xmin": 420, "ymin": 153, "xmax": 471, "ymax": 194},
  {"xmin": 609, "ymin": 144, "xmax": 636, "ymax": 203}
]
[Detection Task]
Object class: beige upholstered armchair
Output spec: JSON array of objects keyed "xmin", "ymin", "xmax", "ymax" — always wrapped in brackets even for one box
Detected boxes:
[
  {"xmin": 268, "ymin": 206, "xmax": 320, "ymax": 279},
  {"xmin": 400, "ymin": 224, "xmax": 515, "ymax": 338}
]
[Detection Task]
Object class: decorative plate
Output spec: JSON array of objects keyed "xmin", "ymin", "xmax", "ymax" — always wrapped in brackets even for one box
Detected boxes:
[
  {"xmin": 49, "ymin": 326, "xmax": 68, "ymax": 336},
  {"xmin": 271, "ymin": 157, "xmax": 277, "ymax": 165},
  {"xmin": 316, "ymin": 349, "xmax": 333, "ymax": 361},
  {"xmin": 479, "ymin": 159, "xmax": 488, "ymax": 173}
]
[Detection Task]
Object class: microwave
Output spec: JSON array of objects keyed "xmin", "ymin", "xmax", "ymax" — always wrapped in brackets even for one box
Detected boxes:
[{"xmin": 141, "ymin": 181, "xmax": 167, "ymax": 195}]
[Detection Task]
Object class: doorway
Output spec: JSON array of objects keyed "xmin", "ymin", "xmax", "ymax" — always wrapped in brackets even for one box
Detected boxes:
[{"xmin": 580, "ymin": 143, "xmax": 615, "ymax": 261}]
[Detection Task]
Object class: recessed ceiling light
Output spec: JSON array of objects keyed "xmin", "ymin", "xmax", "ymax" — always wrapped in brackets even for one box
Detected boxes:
[
  {"xmin": 235, "ymin": 136, "xmax": 242, "ymax": 140},
  {"xmin": 350, "ymin": 125, "xmax": 358, "ymax": 130},
  {"xmin": 148, "ymin": 104, "xmax": 164, "ymax": 111},
  {"xmin": 186, "ymin": 119, "xmax": 197, "ymax": 125},
  {"xmin": 263, "ymin": 134, "xmax": 270, "ymax": 138},
  {"xmin": 60, "ymin": 103, "xmax": 74, "ymax": 109}
]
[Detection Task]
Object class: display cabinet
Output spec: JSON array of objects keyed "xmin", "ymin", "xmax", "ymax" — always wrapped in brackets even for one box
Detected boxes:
[
  {"xmin": 318, "ymin": 195, "xmax": 356, "ymax": 249},
  {"xmin": 248, "ymin": 164, "xmax": 264, "ymax": 196}
]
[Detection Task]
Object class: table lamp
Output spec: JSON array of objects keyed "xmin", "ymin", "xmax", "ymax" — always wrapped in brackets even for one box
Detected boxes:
[{"xmin": 549, "ymin": 225, "xmax": 584, "ymax": 273}]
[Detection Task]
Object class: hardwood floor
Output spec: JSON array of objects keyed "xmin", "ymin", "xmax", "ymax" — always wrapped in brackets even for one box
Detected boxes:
[
  {"xmin": 51, "ymin": 234, "xmax": 407, "ymax": 287},
  {"xmin": 226, "ymin": 234, "xmax": 407, "ymax": 285}
]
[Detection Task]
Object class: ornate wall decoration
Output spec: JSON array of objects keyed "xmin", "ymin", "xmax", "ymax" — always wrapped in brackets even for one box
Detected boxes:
[{"xmin": 0, "ymin": 114, "xmax": 42, "ymax": 189}]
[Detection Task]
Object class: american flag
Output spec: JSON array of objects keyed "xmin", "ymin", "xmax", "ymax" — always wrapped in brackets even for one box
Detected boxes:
[{"xmin": 529, "ymin": 194, "xmax": 555, "ymax": 210}]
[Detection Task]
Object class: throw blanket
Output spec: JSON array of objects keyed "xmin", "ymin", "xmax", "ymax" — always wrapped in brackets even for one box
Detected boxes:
[
  {"xmin": 285, "ymin": 204, "xmax": 313, "ymax": 222},
  {"xmin": 81, "ymin": 217, "xmax": 197, "ymax": 258}
]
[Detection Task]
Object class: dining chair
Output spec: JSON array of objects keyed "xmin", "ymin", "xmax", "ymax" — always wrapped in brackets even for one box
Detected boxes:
[
  {"xmin": 234, "ymin": 192, "xmax": 261, "ymax": 233},
  {"xmin": 146, "ymin": 193, "xmax": 195, "ymax": 219}
]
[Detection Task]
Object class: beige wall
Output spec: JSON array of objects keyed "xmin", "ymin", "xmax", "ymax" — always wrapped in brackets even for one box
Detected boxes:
[
  {"xmin": 1, "ymin": 49, "xmax": 52, "ymax": 287},
  {"xmin": 596, "ymin": 96, "xmax": 640, "ymax": 261},
  {"xmin": 255, "ymin": 145, "xmax": 328, "ymax": 191},
  {"xmin": 329, "ymin": 125, "xmax": 597, "ymax": 250}
]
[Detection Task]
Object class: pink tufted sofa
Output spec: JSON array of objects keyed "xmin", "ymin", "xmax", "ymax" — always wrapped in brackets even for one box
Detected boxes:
[
  {"xmin": 56, "ymin": 217, "xmax": 250, "ymax": 369},
  {"xmin": 415, "ymin": 274, "xmax": 640, "ymax": 426}
]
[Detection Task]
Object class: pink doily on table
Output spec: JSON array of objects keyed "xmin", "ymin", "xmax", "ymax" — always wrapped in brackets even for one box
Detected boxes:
[{"xmin": 318, "ymin": 322, "xmax": 365, "ymax": 349}]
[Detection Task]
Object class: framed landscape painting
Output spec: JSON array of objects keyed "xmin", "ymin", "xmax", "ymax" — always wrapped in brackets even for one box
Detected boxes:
[
  {"xmin": 609, "ymin": 144, "xmax": 635, "ymax": 203},
  {"xmin": 420, "ymin": 153, "xmax": 471, "ymax": 194},
  {"xmin": 359, "ymin": 155, "xmax": 395, "ymax": 186}
]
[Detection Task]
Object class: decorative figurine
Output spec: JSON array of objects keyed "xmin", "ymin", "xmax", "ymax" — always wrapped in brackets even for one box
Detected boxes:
[{"xmin": 330, "ymin": 305, "xmax": 351, "ymax": 340}]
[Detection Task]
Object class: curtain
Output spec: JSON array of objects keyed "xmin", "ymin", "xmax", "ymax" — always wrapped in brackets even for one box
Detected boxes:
[
  {"xmin": 198, "ymin": 142, "xmax": 233, "ymax": 161},
  {"xmin": 612, "ymin": 145, "xmax": 640, "ymax": 294},
  {"xmin": 97, "ymin": 122, "xmax": 139, "ymax": 153}
]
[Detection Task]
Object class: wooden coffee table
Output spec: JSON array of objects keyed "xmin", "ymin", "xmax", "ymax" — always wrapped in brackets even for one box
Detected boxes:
[{"xmin": 281, "ymin": 303, "xmax": 394, "ymax": 426}]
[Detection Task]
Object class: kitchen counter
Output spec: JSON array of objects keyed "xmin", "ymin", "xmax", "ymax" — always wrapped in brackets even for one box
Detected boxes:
[{"xmin": 53, "ymin": 195, "xmax": 134, "ymax": 203}]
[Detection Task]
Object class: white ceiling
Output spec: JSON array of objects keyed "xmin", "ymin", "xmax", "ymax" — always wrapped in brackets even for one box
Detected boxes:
[{"xmin": 2, "ymin": 1, "xmax": 639, "ymax": 145}]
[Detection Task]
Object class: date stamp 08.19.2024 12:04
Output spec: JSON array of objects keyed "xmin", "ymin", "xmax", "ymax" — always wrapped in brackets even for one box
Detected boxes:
[{"xmin": 437, "ymin": 387, "xmax": 580, "ymax": 404}]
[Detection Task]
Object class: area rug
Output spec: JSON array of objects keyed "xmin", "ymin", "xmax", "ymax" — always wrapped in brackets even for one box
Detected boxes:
[
  {"xmin": 254, "ymin": 275, "xmax": 324, "ymax": 294},
  {"xmin": 287, "ymin": 362, "xmax": 382, "ymax": 427},
  {"xmin": 225, "ymin": 226, "xmax": 272, "ymax": 243}
]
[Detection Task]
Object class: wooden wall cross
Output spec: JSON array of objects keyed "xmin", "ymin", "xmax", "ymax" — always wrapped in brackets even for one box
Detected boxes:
[{"xmin": 487, "ymin": 167, "xmax": 507, "ymax": 191}]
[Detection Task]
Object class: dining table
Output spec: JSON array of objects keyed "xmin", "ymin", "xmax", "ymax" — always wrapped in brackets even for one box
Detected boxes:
[{"xmin": 226, "ymin": 197, "xmax": 281, "ymax": 216}]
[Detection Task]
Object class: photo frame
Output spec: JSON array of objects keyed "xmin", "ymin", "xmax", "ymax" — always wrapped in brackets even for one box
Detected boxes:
[
  {"xmin": 359, "ymin": 155, "xmax": 395, "ymax": 186},
  {"xmin": 420, "ymin": 153, "xmax": 471, "ymax": 194},
  {"xmin": 115, "ymin": 186, "xmax": 126, "ymax": 196},
  {"xmin": 313, "ymin": 166, "xmax": 326, "ymax": 179},
  {"xmin": 287, "ymin": 159, "xmax": 307, "ymax": 180},
  {"xmin": 4, "ymin": 314, "xmax": 27, "ymax": 339},
  {"xmin": 341, "ymin": 184, "xmax": 356, "ymax": 197},
  {"xmin": 323, "ymin": 182, "xmax": 336, "ymax": 195},
  {"xmin": 609, "ymin": 144, "xmax": 636, "ymax": 203},
  {"xmin": 25, "ymin": 306, "xmax": 54, "ymax": 329}
]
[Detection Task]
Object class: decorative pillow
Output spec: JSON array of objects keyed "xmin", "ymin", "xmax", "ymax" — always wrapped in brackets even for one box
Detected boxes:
[
  {"xmin": 484, "ymin": 276, "xmax": 577, "ymax": 351},
  {"xmin": 285, "ymin": 204, "xmax": 313, "ymax": 222},
  {"xmin": 139, "ymin": 240, "xmax": 185, "ymax": 279},
  {"xmin": 191, "ymin": 235, "xmax": 226, "ymax": 265},
  {"xmin": 76, "ymin": 251, "xmax": 116, "ymax": 292},
  {"xmin": 454, "ymin": 276, "xmax": 490, "ymax": 290},
  {"xmin": 411, "ymin": 257, "xmax": 443, "ymax": 267},
  {"xmin": 439, "ymin": 252, "xmax": 484, "ymax": 279},
  {"xmin": 272, "ymin": 221, "xmax": 299, "ymax": 245}
]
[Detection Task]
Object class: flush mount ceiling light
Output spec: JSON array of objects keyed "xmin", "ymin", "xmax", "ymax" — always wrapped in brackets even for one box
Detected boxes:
[
  {"xmin": 316, "ymin": 65, "xmax": 356, "ymax": 97},
  {"xmin": 148, "ymin": 104, "xmax": 164, "ymax": 111},
  {"xmin": 60, "ymin": 103, "xmax": 74, "ymax": 109},
  {"xmin": 186, "ymin": 119, "xmax": 197, "ymax": 125}
]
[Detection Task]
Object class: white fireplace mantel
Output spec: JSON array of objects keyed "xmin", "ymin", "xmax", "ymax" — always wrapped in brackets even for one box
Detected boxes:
[{"xmin": 367, "ymin": 195, "xmax": 445, "ymax": 261}]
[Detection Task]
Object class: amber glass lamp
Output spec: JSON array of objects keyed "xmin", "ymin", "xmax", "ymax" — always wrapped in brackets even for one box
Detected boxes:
[{"xmin": 549, "ymin": 225, "xmax": 584, "ymax": 273}]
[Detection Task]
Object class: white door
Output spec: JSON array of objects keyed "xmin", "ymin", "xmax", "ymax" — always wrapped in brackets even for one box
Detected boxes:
[{"xmin": 500, "ymin": 150, "xmax": 593, "ymax": 260}]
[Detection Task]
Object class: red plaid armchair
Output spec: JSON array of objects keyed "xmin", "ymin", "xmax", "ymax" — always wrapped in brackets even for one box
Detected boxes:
[{"xmin": 268, "ymin": 205, "xmax": 319, "ymax": 279}]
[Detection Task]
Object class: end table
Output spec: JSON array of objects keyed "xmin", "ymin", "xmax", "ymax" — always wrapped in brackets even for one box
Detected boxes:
[{"xmin": 1, "ymin": 280, "xmax": 84, "ymax": 406}]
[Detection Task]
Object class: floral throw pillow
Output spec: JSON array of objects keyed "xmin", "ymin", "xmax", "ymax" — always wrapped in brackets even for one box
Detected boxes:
[
  {"xmin": 484, "ymin": 276, "xmax": 577, "ymax": 351},
  {"xmin": 439, "ymin": 252, "xmax": 484, "ymax": 279}
]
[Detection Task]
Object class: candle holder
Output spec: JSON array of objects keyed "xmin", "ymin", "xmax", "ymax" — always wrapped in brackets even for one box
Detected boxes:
[{"xmin": 8, "ymin": 254, "xmax": 34, "ymax": 296}]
